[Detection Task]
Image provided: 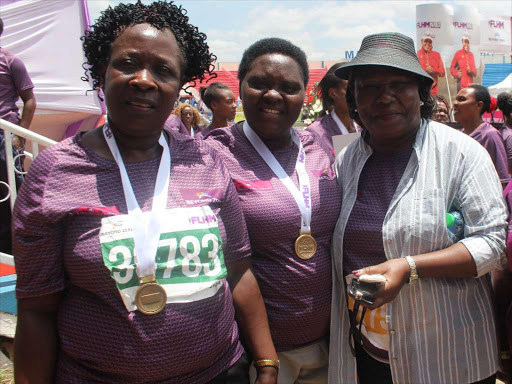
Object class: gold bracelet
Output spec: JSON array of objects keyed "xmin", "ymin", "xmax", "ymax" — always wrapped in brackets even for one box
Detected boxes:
[
  {"xmin": 502, "ymin": 350, "xmax": 511, "ymax": 360},
  {"xmin": 254, "ymin": 359, "xmax": 280, "ymax": 370}
]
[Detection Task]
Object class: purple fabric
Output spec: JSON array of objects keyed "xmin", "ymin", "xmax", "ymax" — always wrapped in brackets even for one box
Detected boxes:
[
  {"xmin": 306, "ymin": 114, "xmax": 339, "ymax": 152},
  {"xmin": 343, "ymin": 148, "xmax": 413, "ymax": 276},
  {"xmin": 500, "ymin": 126, "xmax": 512, "ymax": 173},
  {"xmin": 13, "ymin": 131, "xmax": 250, "ymax": 383},
  {"xmin": 196, "ymin": 124, "xmax": 228, "ymax": 140},
  {"xmin": 164, "ymin": 114, "xmax": 189, "ymax": 136},
  {"xmin": 470, "ymin": 122, "xmax": 510, "ymax": 184},
  {"xmin": 0, "ymin": 47, "xmax": 34, "ymax": 124},
  {"xmin": 204, "ymin": 123, "xmax": 340, "ymax": 352}
]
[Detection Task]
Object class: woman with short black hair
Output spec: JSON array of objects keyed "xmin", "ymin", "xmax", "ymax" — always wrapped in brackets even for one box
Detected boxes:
[
  {"xmin": 205, "ymin": 37, "xmax": 340, "ymax": 384},
  {"xmin": 454, "ymin": 84, "xmax": 509, "ymax": 184}
]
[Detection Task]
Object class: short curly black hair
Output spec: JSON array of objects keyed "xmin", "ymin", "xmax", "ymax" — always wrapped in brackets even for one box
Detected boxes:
[
  {"xmin": 81, "ymin": 0, "xmax": 215, "ymax": 91},
  {"xmin": 237, "ymin": 38, "xmax": 309, "ymax": 87},
  {"xmin": 345, "ymin": 67, "xmax": 435, "ymax": 126}
]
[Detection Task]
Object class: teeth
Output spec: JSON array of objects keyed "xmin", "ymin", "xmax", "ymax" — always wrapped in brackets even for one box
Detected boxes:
[{"xmin": 263, "ymin": 108, "xmax": 279, "ymax": 114}]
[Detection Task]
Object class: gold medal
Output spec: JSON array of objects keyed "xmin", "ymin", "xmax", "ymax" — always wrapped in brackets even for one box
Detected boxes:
[
  {"xmin": 294, "ymin": 232, "xmax": 317, "ymax": 260},
  {"xmin": 135, "ymin": 275, "xmax": 167, "ymax": 315}
]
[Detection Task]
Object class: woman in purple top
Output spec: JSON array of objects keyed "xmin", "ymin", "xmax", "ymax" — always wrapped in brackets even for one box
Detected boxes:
[
  {"xmin": 204, "ymin": 38, "xmax": 341, "ymax": 384},
  {"xmin": 197, "ymin": 82, "xmax": 237, "ymax": 138},
  {"xmin": 12, "ymin": 2, "xmax": 277, "ymax": 383},
  {"xmin": 454, "ymin": 84, "xmax": 510, "ymax": 185},
  {"xmin": 172, "ymin": 103, "xmax": 201, "ymax": 136},
  {"xmin": 307, "ymin": 62, "xmax": 360, "ymax": 151},
  {"xmin": 498, "ymin": 92, "xmax": 512, "ymax": 173}
]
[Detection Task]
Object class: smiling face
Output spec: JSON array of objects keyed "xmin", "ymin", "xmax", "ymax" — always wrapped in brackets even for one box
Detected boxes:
[
  {"xmin": 240, "ymin": 53, "xmax": 305, "ymax": 144},
  {"xmin": 453, "ymin": 87, "xmax": 482, "ymax": 124},
  {"xmin": 102, "ymin": 23, "xmax": 183, "ymax": 137},
  {"xmin": 353, "ymin": 66, "xmax": 421, "ymax": 149},
  {"xmin": 422, "ymin": 39, "xmax": 433, "ymax": 52},
  {"xmin": 462, "ymin": 39, "xmax": 470, "ymax": 52},
  {"xmin": 211, "ymin": 88, "xmax": 237, "ymax": 121}
]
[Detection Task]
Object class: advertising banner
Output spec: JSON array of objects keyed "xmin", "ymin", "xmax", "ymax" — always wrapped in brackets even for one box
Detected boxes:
[
  {"xmin": 416, "ymin": 4, "xmax": 484, "ymax": 110},
  {"xmin": 416, "ymin": 4, "xmax": 454, "ymax": 99},
  {"xmin": 480, "ymin": 16, "xmax": 512, "ymax": 54},
  {"xmin": 450, "ymin": 5, "xmax": 481, "ymax": 93}
]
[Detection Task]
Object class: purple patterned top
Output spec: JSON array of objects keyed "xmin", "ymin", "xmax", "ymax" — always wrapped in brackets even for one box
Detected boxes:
[
  {"xmin": 0, "ymin": 47, "xmax": 34, "ymax": 124},
  {"xmin": 196, "ymin": 124, "xmax": 228, "ymax": 139},
  {"xmin": 204, "ymin": 122, "xmax": 341, "ymax": 351},
  {"xmin": 470, "ymin": 122, "xmax": 510, "ymax": 184},
  {"xmin": 343, "ymin": 148, "xmax": 413, "ymax": 275},
  {"xmin": 307, "ymin": 113, "xmax": 340, "ymax": 152},
  {"xmin": 500, "ymin": 125, "xmax": 512, "ymax": 173},
  {"xmin": 13, "ymin": 130, "xmax": 250, "ymax": 383},
  {"xmin": 307, "ymin": 113, "xmax": 360, "ymax": 153}
]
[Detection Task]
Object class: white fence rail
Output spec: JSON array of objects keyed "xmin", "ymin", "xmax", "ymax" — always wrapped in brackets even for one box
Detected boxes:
[{"xmin": 1, "ymin": 118, "xmax": 57, "ymax": 266}]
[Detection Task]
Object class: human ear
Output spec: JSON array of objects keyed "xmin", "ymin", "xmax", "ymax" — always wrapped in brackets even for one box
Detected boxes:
[
  {"xmin": 476, "ymin": 100, "xmax": 484, "ymax": 114},
  {"xmin": 328, "ymin": 87, "xmax": 339, "ymax": 102}
]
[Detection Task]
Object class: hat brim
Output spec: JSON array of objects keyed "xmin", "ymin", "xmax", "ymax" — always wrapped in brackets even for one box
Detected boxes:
[{"xmin": 334, "ymin": 46, "xmax": 434, "ymax": 85}]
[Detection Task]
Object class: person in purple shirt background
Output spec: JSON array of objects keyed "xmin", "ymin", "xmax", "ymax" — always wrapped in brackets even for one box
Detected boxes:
[
  {"xmin": 205, "ymin": 37, "xmax": 340, "ymax": 384},
  {"xmin": 12, "ymin": 3, "xmax": 277, "ymax": 383},
  {"xmin": 197, "ymin": 82, "xmax": 237, "ymax": 138},
  {"xmin": 307, "ymin": 62, "xmax": 360, "ymax": 151},
  {"xmin": 454, "ymin": 84, "xmax": 510, "ymax": 185},
  {"xmin": 0, "ymin": 16, "xmax": 36, "ymax": 255},
  {"xmin": 498, "ymin": 92, "xmax": 512, "ymax": 173}
]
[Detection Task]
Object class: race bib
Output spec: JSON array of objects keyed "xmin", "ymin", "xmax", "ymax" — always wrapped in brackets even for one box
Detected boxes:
[{"xmin": 100, "ymin": 206, "xmax": 226, "ymax": 312}]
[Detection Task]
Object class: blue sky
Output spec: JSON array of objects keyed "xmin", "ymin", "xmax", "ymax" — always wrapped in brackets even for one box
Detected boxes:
[{"xmin": 87, "ymin": 0, "xmax": 512, "ymax": 62}]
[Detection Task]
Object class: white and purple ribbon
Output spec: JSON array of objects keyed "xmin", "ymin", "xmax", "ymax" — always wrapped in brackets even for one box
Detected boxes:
[{"xmin": 243, "ymin": 121, "xmax": 312, "ymax": 234}]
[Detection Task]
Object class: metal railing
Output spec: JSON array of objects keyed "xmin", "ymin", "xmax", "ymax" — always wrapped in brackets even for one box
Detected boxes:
[{"xmin": 0, "ymin": 118, "xmax": 57, "ymax": 266}]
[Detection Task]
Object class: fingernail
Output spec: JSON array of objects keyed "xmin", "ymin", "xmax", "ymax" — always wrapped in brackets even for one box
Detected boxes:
[{"xmin": 352, "ymin": 270, "xmax": 360, "ymax": 275}]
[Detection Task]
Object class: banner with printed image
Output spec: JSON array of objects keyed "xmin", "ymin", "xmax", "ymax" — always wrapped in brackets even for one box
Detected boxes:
[
  {"xmin": 416, "ymin": 4, "xmax": 483, "ymax": 111},
  {"xmin": 416, "ymin": 4, "xmax": 454, "ymax": 98}
]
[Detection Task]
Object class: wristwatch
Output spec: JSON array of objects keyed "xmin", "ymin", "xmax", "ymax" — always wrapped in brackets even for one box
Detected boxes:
[{"xmin": 404, "ymin": 256, "xmax": 418, "ymax": 284}]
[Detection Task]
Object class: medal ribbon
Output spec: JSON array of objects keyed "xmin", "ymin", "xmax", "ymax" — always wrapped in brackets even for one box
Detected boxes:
[
  {"xmin": 243, "ymin": 121, "xmax": 312, "ymax": 233},
  {"xmin": 103, "ymin": 124, "xmax": 171, "ymax": 278}
]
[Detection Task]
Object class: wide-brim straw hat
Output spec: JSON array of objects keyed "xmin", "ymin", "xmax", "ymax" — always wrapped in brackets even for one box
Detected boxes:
[{"xmin": 335, "ymin": 32, "xmax": 434, "ymax": 86}]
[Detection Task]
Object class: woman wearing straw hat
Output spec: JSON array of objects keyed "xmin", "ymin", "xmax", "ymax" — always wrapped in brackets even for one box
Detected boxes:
[{"xmin": 329, "ymin": 32, "xmax": 507, "ymax": 384}]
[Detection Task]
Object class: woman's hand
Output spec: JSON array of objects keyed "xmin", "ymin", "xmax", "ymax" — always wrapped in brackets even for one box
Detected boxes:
[
  {"xmin": 353, "ymin": 258, "xmax": 411, "ymax": 310},
  {"xmin": 255, "ymin": 366, "xmax": 278, "ymax": 384}
]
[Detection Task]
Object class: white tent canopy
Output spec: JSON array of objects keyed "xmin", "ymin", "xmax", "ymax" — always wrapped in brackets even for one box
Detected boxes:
[
  {"xmin": 0, "ymin": 0, "xmax": 103, "ymax": 142},
  {"xmin": 489, "ymin": 73, "xmax": 512, "ymax": 96}
]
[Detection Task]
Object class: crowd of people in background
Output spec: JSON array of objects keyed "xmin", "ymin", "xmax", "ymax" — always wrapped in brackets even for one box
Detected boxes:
[{"xmin": 2, "ymin": 1, "xmax": 512, "ymax": 383}]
